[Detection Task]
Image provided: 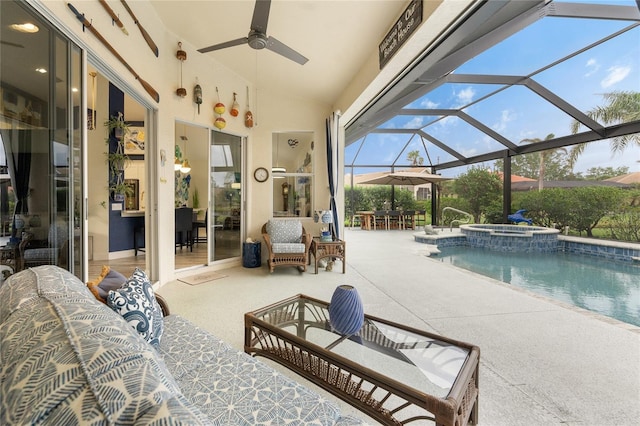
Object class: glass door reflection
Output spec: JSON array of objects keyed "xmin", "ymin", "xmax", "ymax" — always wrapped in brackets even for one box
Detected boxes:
[{"xmin": 210, "ymin": 131, "xmax": 242, "ymax": 262}]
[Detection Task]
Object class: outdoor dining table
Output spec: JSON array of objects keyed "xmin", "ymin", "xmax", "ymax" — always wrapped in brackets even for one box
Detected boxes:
[{"xmin": 356, "ymin": 210, "xmax": 416, "ymax": 230}]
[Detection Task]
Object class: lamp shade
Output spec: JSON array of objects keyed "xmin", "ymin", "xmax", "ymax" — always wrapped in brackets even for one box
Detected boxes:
[
  {"xmin": 328, "ymin": 285, "xmax": 364, "ymax": 336},
  {"xmin": 180, "ymin": 159, "xmax": 191, "ymax": 173}
]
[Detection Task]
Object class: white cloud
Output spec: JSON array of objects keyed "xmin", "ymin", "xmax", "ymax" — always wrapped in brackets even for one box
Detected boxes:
[
  {"xmin": 403, "ymin": 116, "xmax": 424, "ymax": 129},
  {"xmin": 455, "ymin": 87, "xmax": 475, "ymax": 106},
  {"xmin": 492, "ymin": 109, "xmax": 516, "ymax": 133},
  {"xmin": 601, "ymin": 65, "xmax": 630, "ymax": 88},
  {"xmin": 584, "ymin": 58, "xmax": 600, "ymax": 77},
  {"xmin": 420, "ymin": 98, "xmax": 439, "ymax": 109}
]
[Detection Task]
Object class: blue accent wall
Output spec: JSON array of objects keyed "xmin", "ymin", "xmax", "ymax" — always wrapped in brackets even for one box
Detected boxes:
[{"xmin": 108, "ymin": 83, "xmax": 142, "ymax": 252}]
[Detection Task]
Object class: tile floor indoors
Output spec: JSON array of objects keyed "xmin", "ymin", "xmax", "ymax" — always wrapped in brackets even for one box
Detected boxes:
[{"xmin": 158, "ymin": 228, "xmax": 640, "ymax": 426}]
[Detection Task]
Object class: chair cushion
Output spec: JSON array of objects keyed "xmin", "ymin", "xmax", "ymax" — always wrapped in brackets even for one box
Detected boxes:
[
  {"xmin": 87, "ymin": 265, "xmax": 127, "ymax": 303},
  {"xmin": 272, "ymin": 242, "xmax": 307, "ymax": 254},
  {"xmin": 23, "ymin": 248, "xmax": 57, "ymax": 262},
  {"xmin": 107, "ymin": 268, "xmax": 164, "ymax": 347},
  {"xmin": 267, "ymin": 219, "xmax": 302, "ymax": 244}
]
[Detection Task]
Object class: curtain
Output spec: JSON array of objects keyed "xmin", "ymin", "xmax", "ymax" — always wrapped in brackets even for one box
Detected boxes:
[
  {"xmin": 1, "ymin": 128, "xmax": 32, "ymax": 237},
  {"xmin": 325, "ymin": 112, "xmax": 341, "ymax": 240}
]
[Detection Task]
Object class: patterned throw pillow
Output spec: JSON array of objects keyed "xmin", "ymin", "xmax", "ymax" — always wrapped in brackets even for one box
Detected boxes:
[
  {"xmin": 87, "ymin": 265, "xmax": 127, "ymax": 303},
  {"xmin": 107, "ymin": 268, "xmax": 164, "ymax": 347}
]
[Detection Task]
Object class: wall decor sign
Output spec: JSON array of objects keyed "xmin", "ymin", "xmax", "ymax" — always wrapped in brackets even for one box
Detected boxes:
[{"xmin": 378, "ymin": 0, "xmax": 422, "ymax": 69}]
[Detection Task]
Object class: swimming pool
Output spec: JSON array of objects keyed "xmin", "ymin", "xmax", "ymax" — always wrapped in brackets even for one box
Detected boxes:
[{"xmin": 432, "ymin": 247, "xmax": 640, "ymax": 327}]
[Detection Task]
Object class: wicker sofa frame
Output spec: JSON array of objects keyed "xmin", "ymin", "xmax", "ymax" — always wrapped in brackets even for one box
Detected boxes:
[{"xmin": 262, "ymin": 222, "xmax": 311, "ymax": 273}]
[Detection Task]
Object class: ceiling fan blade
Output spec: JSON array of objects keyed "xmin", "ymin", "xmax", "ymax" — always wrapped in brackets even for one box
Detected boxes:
[
  {"xmin": 266, "ymin": 36, "xmax": 308, "ymax": 65},
  {"xmin": 198, "ymin": 37, "xmax": 249, "ymax": 53},
  {"xmin": 250, "ymin": 0, "xmax": 271, "ymax": 33},
  {"xmin": 1, "ymin": 40, "xmax": 24, "ymax": 48}
]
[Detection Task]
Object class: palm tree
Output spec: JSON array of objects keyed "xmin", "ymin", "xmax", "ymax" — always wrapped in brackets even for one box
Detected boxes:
[
  {"xmin": 406, "ymin": 150, "xmax": 424, "ymax": 166},
  {"xmin": 569, "ymin": 91, "xmax": 640, "ymax": 167},
  {"xmin": 520, "ymin": 133, "xmax": 566, "ymax": 191}
]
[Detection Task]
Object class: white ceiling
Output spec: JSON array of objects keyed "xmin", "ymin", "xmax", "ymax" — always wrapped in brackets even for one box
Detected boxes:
[{"xmin": 149, "ymin": 0, "xmax": 409, "ymax": 107}]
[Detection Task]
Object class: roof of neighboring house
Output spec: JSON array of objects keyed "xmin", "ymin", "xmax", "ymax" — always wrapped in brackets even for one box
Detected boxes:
[
  {"xmin": 604, "ymin": 172, "xmax": 640, "ymax": 184},
  {"xmin": 511, "ymin": 180, "xmax": 632, "ymax": 191},
  {"xmin": 496, "ymin": 172, "xmax": 536, "ymax": 182}
]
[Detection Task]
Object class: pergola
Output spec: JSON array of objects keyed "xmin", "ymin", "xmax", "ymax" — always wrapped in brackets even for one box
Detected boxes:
[{"xmin": 345, "ymin": 0, "xmax": 640, "ymax": 224}]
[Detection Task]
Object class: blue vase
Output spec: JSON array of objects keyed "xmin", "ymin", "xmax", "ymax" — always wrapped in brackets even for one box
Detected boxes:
[{"xmin": 328, "ymin": 285, "xmax": 364, "ymax": 336}]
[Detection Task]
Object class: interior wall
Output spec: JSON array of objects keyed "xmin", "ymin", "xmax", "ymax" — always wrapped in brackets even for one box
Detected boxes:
[
  {"xmin": 87, "ymin": 71, "xmax": 109, "ymax": 261},
  {"xmin": 35, "ymin": 0, "xmax": 336, "ymax": 283}
]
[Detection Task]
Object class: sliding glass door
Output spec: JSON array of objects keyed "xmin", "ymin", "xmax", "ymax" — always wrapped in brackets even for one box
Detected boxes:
[
  {"xmin": 210, "ymin": 131, "xmax": 242, "ymax": 262},
  {"xmin": 0, "ymin": 1, "xmax": 83, "ymax": 278}
]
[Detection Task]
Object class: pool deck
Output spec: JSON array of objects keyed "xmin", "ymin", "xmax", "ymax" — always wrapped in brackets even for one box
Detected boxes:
[{"xmin": 159, "ymin": 228, "xmax": 640, "ymax": 426}]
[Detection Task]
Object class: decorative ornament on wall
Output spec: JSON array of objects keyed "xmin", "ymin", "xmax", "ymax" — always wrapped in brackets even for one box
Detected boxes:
[
  {"xmin": 214, "ymin": 116, "xmax": 226, "ymax": 129},
  {"xmin": 214, "ymin": 86, "xmax": 225, "ymax": 114},
  {"xmin": 245, "ymin": 85, "xmax": 254, "ymax": 128},
  {"xmin": 176, "ymin": 42, "xmax": 187, "ymax": 97},
  {"xmin": 194, "ymin": 77, "xmax": 202, "ymax": 114},
  {"xmin": 230, "ymin": 92, "xmax": 240, "ymax": 117}
]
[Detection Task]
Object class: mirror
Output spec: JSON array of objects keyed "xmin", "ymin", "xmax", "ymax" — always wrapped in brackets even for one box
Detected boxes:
[{"xmin": 272, "ymin": 132, "xmax": 313, "ymax": 218}]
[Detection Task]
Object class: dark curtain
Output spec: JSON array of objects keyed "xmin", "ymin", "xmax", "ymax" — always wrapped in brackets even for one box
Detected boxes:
[
  {"xmin": 326, "ymin": 112, "xmax": 340, "ymax": 240},
  {"xmin": 1, "ymin": 129, "xmax": 32, "ymax": 238}
]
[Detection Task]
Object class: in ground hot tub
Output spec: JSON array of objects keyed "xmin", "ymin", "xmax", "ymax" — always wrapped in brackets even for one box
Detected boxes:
[{"xmin": 460, "ymin": 224, "xmax": 560, "ymax": 252}]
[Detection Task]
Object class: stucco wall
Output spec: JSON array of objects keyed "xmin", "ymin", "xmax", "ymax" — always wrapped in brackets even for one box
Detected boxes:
[{"xmin": 32, "ymin": 0, "xmax": 335, "ymax": 284}]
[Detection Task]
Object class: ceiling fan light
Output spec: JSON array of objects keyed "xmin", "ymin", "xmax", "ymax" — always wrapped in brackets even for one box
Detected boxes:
[
  {"xmin": 11, "ymin": 23, "xmax": 39, "ymax": 33},
  {"xmin": 272, "ymin": 167, "xmax": 286, "ymax": 173}
]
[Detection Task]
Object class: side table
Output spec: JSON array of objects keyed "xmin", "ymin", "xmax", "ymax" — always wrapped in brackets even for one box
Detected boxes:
[
  {"xmin": 0, "ymin": 244, "xmax": 19, "ymax": 273},
  {"xmin": 310, "ymin": 237, "xmax": 345, "ymax": 274}
]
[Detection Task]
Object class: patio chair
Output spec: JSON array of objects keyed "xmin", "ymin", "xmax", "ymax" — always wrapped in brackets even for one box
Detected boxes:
[
  {"xmin": 387, "ymin": 210, "xmax": 402, "ymax": 229},
  {"xmin": 373, "ymin": 210, "xmax": 388, "ymax": 230},
  {"xmin": 262, "ymin": 219, "xmax": 311, "ymax": 273},
  {"xmin": 19, "ymin": 222, "xmax": 69, "ymax": 270},
  {"xmin": 403, "ymin": 210, "xmax": 415, "ymax": 230}
]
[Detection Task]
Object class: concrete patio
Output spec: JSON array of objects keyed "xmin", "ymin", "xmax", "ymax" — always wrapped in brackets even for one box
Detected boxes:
[{"xmin": 158, "ymin": 228, "xmax": 640, "ymax": 425}]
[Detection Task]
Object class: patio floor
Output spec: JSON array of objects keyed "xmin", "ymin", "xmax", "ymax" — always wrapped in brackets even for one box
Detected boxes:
[{"xmin": 158, "ymin": 228, "xmax": 640, "ymax": 425}]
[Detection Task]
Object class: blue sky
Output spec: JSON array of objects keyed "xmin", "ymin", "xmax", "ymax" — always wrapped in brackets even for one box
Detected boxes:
[{"xmin": 346, "ymin": 0, "xmax": 639, "ymax": 178}]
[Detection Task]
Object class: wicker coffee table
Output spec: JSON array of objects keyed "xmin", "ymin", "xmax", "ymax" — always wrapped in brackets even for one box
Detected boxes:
[{"xmin": 244, "ymin": 294, "xmax": 480, "ymax": 426}]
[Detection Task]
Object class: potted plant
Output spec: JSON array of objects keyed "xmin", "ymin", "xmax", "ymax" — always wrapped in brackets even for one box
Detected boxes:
[{"xmin": 105, "ymin": 114, "xmax": 132, "ymax": 202}]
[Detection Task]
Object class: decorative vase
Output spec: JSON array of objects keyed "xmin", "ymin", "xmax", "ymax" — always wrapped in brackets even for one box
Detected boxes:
[
  {"xmin": 313, "ymin": 211, "xmax": 320, "ymax": 223},
  {"xmin": 328, "ymin": 285, "xmax": 364, "ymax": 336},
  {"xmin": 14, "ymin": 215, "xmax": 25, "ymax": 230},
  {"xmin": 29, "ymin": 214, "xmax": 41, "ymax": 227},
  {"xmin": 321, "ymin": 211, "xmax": 333, "ymax": 224}
]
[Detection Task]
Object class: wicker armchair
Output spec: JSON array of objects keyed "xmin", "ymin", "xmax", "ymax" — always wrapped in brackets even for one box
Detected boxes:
[{"xmin": 262, "ymin": 220, "xmax": 311, "ymax": 273}]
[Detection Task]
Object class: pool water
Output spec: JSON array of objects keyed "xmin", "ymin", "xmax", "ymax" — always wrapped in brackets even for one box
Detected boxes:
[{"xmin": 433, "ymin": 247, "xmax": 640, "ymax": 327}]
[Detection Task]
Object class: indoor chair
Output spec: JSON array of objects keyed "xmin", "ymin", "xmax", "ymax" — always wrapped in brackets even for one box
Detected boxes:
[
  {"xmin": 262, "ymin": 219, "xmax": 311, "ymax": 273},
  {"xmin": 19, "ymin": 222, "xmax": 69, "ymax": 270}
]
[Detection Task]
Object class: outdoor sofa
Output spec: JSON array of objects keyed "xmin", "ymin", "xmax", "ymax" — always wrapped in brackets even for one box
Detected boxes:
[{"xmin": 0, "ymin": 265, "xmax": 364, "ymax": 425}]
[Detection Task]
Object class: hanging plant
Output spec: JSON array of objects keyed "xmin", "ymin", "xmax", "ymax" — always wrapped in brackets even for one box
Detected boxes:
[{"xmin": 105, "ymin": 113, "xmax": 133, "ymax": 201}]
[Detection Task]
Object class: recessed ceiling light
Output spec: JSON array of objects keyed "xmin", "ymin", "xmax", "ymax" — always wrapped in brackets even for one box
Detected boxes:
[
  {"xmin": 10, "ymin": 23, "xmax": 39, "ymax": 33},
  {"xmin": 35, "ymin": 68, "xmax": 47, "ymax": 74}
]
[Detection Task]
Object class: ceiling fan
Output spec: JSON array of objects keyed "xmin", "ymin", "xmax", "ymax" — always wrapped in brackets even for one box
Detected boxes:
[{"xmin": 197, "ymin": 0, "xmax": 308, "ymax": 65}]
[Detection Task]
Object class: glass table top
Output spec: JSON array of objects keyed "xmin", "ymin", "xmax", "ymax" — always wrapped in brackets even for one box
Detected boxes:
[{"xmin": 254, "ymin": 295, "xmax": 471, "ymax": 398}]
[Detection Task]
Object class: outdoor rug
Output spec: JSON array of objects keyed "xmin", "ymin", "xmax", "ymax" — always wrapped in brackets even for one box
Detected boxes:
[{"xmin": 178, "ymin": 271, "xmax": 228, "ymax": 286}]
